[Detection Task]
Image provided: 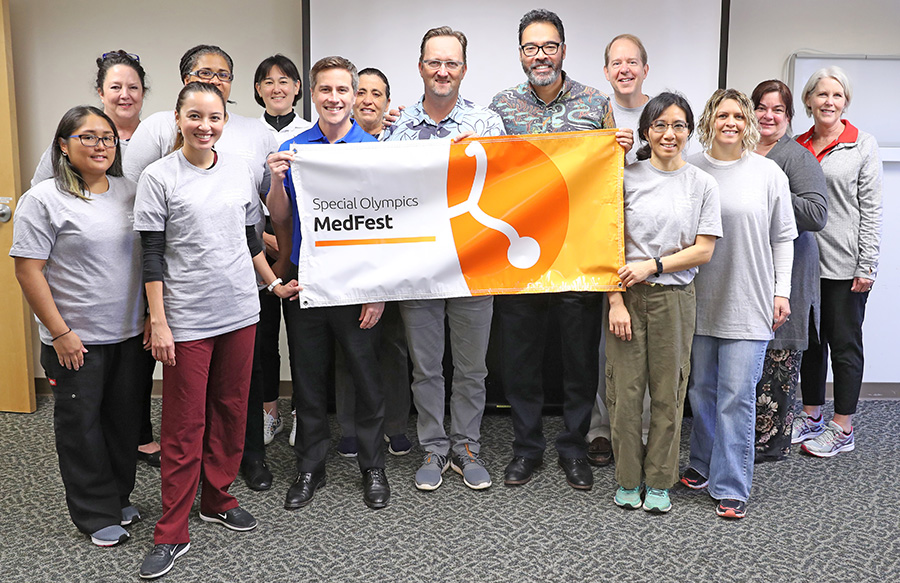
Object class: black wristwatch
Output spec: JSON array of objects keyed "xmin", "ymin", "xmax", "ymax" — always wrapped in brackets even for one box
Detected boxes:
[{"xmin": 653, "ymin": 256, "xmax": 663, "ymax": 277}]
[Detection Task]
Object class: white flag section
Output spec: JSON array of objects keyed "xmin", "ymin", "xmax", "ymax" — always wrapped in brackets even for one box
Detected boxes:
[
  {"xmin": 292, "ymin": 139, "xmax": 465, "ymax": 308},
  {"xmin": 289, "ymin": 131, "xmax": 625, "ymax": 308}
]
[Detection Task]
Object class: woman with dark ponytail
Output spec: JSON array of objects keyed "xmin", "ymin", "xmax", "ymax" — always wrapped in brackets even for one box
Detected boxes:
[
  {"xmin": 134, "ymin": 82, "xmax": 298, "ymax": 579},
  {"xmin": 606, "ymin": 92, "xmax": 721, "ymax": 514}
]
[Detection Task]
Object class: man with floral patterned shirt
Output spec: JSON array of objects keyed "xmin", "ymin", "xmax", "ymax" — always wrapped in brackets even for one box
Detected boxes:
[
  {"xmin": 489, "ymin": 8, "xmax": 634, "ymax": 491},
  {"xmin": 382, "ymin": 26, "xmax": 505, "ymax": 493}
]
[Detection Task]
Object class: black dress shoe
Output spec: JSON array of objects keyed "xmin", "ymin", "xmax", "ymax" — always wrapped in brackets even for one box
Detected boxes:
[
  {"xmin": 242, "ymin": 459, "xmax": 273, "ymax": 491},
  {"xmin": 284, "ymin": 469, "xmax": 326, "ymax": 510},
  {"xmin": 558, "ymin": 457, "xmax": 594, "ymax": 490},
  {"xmin": 504, "ymin": 456, "xmax": 543, "ymax": 486},
  {"xmin": 137, "ymin": 450, "xmax": 161, "ymax": 468},
  {"xmin": 362, "ymin": 468, "xmax": 390, "ymax": 510},
  {"xmin": 587, "ymin": 436, "xmax": 613, "ymax": 467}
]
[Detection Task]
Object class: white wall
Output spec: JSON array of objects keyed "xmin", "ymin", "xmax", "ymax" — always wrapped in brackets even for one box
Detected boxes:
[
  {"xmin": 10, "ymin": 0, "xmax": 306, "ymax": 380},
  {"xmin": 10, "ymin": 0, "xmax": 899, "ymax": 384},
  {"xmin": 729, "ymin": 0, "xmax": 900, "ymax": 383},
  {"xmin": 311, "ymin": 0, "xmax": 722, "ymax": 157}
]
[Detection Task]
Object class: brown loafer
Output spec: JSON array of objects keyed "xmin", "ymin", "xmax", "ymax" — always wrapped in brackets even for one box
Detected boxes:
[{"xmin": 587, "ymin": 436, "xmax": 613, "ymax": 467}]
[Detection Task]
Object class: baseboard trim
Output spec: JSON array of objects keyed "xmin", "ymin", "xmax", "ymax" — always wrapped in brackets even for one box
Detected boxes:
[{"xmin": 33, "ymin": 379, "xmax": 900, "ymax": 400}]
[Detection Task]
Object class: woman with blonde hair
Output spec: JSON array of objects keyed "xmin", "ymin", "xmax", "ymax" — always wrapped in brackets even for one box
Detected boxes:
[{"xmin": 681, "ymin": 89, "xmax": 797, "ymax": 519}]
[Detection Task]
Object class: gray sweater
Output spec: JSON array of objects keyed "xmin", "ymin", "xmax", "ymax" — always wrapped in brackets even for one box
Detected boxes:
[
  {"xmin": 801, "ymin": 123, "xmax": 882, "ymax": 281},
  {"xmin": 766, "ymin": 134, "xmax": 828, "ymax": 351}
]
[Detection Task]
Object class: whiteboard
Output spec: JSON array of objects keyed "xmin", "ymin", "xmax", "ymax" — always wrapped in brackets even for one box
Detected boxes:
[
  {"xmin": 790, "ymin": 52, "xmax": 900, "ymax": 158},
  {"xmin": 790, "ymin": 52, "xmax": 899, "ymax": 384},
  {"xmin": 310, "ymin": 0, "xmax": 722, "ymax": 151}
]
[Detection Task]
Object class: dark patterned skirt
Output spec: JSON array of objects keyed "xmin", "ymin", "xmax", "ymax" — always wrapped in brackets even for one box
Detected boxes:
[{"xmin": 754, "ymin": 349, "xmax": 802, "ymax": 462}]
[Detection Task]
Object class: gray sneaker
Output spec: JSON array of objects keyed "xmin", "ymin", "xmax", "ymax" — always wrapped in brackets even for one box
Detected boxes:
[
  {"xmin": 450, "ymin": 446, "xmax": 492, "ymax": 490},
  {"xmin": 791, "ymin": 410, "xmax": 825, "ymax": 444},
  {"xmin": 414, "ymin": 452, "xmax": 448, "ymax": 491}
]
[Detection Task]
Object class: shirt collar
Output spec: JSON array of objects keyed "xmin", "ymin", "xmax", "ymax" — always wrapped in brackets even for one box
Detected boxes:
[
  {"xmin": 527, "ymin": 72, "xmax": 571, "ymax": 106},
  {"xmin": 304, "ymin": 120, "xmax": 365, "ymax": 144},
  {"xmin": 410, "ymin": 94, "xmax": 468, "ymax": 126},
  {"xmin": 796, "ymin": 120, "xmax": 859, "ymax": 161}
]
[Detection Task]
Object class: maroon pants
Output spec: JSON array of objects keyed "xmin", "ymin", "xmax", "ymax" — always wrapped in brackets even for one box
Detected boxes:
[{"xmin": 154, "ymin": 325, "xmax": 255, "ymax": 544}]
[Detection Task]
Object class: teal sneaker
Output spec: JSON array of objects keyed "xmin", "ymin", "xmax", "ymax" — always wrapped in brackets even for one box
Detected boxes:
[
  {"xmin": 614, "ymin": 485, "xmax": 642, "ymax": 510},
  {"xmin": 643, "ymin": 487, "xmax": 672, "ymax": 513}
]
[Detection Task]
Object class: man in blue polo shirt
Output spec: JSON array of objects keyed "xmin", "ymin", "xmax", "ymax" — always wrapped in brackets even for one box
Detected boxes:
[{"xmin": 266, "ymin": 56, "xmax": 389, "ymax": 512}]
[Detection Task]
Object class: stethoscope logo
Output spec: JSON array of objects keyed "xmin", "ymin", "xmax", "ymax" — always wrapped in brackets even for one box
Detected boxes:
[
  {"xmin": 448, "ymin": 142, "xmax": 541, "ymax": 269},
  {"xmin": 446, "ymin": 137, "xmax": 570, "ymax": 288}
]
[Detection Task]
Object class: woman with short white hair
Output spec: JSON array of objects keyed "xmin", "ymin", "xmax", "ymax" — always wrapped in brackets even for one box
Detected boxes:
[{"xmin": 792, "ymin": 67, "xmax": 883, "ymax": 457}]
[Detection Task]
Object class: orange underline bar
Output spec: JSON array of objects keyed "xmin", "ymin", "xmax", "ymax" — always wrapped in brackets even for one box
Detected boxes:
[{"xmin": 315, "ymin": 236, "xmax": 437, "ymax": 247}]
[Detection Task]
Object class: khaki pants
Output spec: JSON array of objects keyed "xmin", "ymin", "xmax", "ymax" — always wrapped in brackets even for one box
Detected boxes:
[{"xmin": 605, "ymin": 282, "xmax": 695, "ymax": 490}]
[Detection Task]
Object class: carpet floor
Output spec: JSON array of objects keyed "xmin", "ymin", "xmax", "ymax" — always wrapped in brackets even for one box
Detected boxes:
[{"xmin": 1, "ymin": 397, "xmax": 898, "ymax": 582}]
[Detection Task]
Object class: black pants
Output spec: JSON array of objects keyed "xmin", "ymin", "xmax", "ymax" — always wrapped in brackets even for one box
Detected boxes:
[
  {"xmin": 496, "ymin": 292, "xmax": 602, "ymax": 459},
  {"xmin": 288, "ymin": 304, "xmax": 385, "ymax": 473},
  {"xmin": 243, "ymin": 290, "xmax": 286, "ymax": 464},
  {"xmin": 800, "ymin": 279, "xmax": 869, "ymax": 416},
  {"xmin": 41, "ymin": 335, "xmax": 155, "ymax": 534}
]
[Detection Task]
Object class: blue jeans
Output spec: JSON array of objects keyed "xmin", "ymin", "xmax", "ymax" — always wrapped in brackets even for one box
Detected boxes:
[{"xmin": 688, "ymin": 335, "xmax": 767, "ymax": 502}]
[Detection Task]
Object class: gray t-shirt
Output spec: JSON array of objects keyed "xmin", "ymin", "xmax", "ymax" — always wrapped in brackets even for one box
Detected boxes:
[
  {"xmin": 133, "ymin": 150, "xmax": 262, "ymax": 342},
  {"xmin": 31, "ymin": 140, "xmax": 131, "ymax": 187},
  {"xmin": 622, "ymin": 160, "xmax": 722, "ymax": 286},
  {"xmin": 688, "ymin": 152, "xmax": 797, "ymax": 340},
  {"xmin": 612, "ymin": 99, "xmax": 645, "ymax": 166},
  {"xmin": 10, "ymin": 176, "xmax": 144, "ymax": 345}
]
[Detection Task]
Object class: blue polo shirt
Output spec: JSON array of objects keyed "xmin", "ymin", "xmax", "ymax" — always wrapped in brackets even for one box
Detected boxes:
[{"xmin": 279, "ymin": 120, "xmax": 377, "ymax": 264}]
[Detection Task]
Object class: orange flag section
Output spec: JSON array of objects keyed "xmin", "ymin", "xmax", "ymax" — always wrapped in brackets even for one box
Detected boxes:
[{"xmin": 447, "ymin": 130, "xmax": 624, "ymax": 295}]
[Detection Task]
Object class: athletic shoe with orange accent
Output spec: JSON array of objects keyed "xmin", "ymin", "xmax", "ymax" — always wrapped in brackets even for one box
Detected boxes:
[
  {"xmin": 680, "ymin": 467, "xmax": 709, "ymax": 490},
  {"xmin": 450, "ymin": 445, "xmax": 492, "ymax": 490},
  {"xmin": 716, "ymin": 499, "xmax": 746, "ymax": 519},
  {"xmin": 801, "ymin": 421, "xmax": 855, "ymax": 458}
]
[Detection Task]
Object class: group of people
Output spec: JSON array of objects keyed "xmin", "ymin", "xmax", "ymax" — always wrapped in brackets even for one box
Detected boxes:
[{"xmin": 9, "ymin": 7, "xmax": 882, "ymax": 581}]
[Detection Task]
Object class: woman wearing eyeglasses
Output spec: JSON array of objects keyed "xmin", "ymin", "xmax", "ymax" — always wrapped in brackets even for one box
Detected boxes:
[
  {"xmin": 11, "ymin": 106, "xmax": 155, "ymax": 547},
  {"xmin": 606, "ymin": 92, "xmax": 720, "ymax": 514},
  {"xmin": 681, "ymin": 89, "xmax": 797, "ymax": 519},
  {"xmin": 31, "ymin": 51, "xmax": 148, "ymax": 186},
  {"xmin": 29, "ymin": 50, "xmax": 165, "ymax": 469},
  {"xmin": 749, "ymin": 80, "xmax": 828, "ymax": 462},
  {"xmin": 124, "ymin": 44, "xmax": 276, "ymax": 184}
]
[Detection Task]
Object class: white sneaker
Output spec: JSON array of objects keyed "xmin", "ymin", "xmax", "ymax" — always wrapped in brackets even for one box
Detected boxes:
[
  {"xmin": 801, "ymin": 420, "xmax": 855, "ymax": 458},
  {"xmin": 289, "ymin": 410, "xmax": 297, "ymax": 447},
  {"xmin": 263, "ymin": 409, "xmax": 283, "ymax": 445}
]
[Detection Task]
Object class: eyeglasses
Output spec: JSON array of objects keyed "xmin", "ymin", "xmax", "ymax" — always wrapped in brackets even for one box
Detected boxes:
[
  {"xmin": 68, "ymin": 134, "xmax": 118, "ymax": 148},
  {"xmin": 520, "ymin": 42, "xmax": 561, "ymax": 57},
  {"xmin": 649, "ymin": 121, "xmax": 689, "ymax": 134},
  {"xmin": 101, "ymin": 51, "xmax": 140, "ymax": 62},
  {"xmin": 421, "ymin": 59, "xmax": 464, "ymax": 72},
  {"xmin": 189, "ymin": 69, "xmax": 234, "ymax": 82}
]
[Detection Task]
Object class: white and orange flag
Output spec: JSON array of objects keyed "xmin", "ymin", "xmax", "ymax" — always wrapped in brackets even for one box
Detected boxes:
[{"xmin": 290, "ymin": 130, "xmax": 624, "ymax": 307}]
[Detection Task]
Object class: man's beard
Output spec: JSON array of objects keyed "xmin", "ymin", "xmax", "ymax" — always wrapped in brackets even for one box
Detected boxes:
[{"xmin": 524, "ymin": 59, "xmax": 561, "ymax": 87}]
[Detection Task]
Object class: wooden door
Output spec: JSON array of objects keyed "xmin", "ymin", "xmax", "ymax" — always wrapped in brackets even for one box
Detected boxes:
[{"xmin": 0, "ymin": 0, "xmax": 35, "ymax": 413}]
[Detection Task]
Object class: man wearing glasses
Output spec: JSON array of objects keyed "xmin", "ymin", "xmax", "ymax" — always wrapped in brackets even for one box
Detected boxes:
[
  {"xmin": 383, "ymin": 26, "xmax": 504, "ymax": 493},
  {"xmin": 489, "ymin": 9, "xmax": 633, "ymax": 491}
]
